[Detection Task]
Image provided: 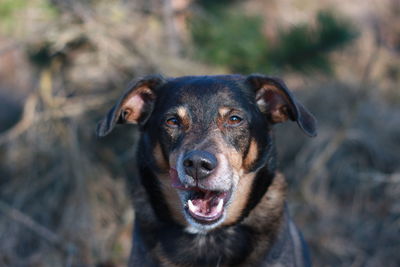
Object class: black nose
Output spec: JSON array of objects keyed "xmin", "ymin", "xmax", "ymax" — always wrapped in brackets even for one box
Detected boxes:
[{"xmin": 183, "ymin": 150, "xmax": 217, "ymax": 180}]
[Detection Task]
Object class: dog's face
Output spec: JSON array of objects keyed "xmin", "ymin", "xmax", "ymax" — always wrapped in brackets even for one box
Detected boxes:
[{"xmin": 97, "ymin": 74, "xmax": 316, "ymax": 233}]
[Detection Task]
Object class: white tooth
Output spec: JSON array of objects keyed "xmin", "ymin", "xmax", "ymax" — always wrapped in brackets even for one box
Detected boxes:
[
  {"xmin": 215, "ymin": 199, "xmax": 224, "ymax": 213},
  {"xmin": 188, "ymin": 199, "xmax": 196, "ymax": 212}
]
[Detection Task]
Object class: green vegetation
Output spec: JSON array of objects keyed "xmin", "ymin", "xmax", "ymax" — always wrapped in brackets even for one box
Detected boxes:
[
  {"xmin": 0, "ymin": 0, "xmax": 25, "ymax": 18},
  {"xmin": 191, "ymin": 10, "xmax": 268, "ymax": 73},
  {"xmin": 270, "ymin": 11, "xmax": 358, "ymax": 73},
  {"xmin": 0, "ymin": 0, "xmax": 58, "ymax": 35},
  {"xmin": 190, "ymin": 5, "xmax": 357, "ymax": 74},
  {"xmin": 0, "ymin": 0, "xmax": 25, "ymax": 33}
]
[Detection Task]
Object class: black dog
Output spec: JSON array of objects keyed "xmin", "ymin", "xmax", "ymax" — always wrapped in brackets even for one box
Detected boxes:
[{"xmin": 97, "ymin": 74, "xmax": 317, "ymax": 266}]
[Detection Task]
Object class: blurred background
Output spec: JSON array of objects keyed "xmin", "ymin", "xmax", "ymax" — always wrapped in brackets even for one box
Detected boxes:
[{"xmin": 0, "ymin": 0, "xmax": 399, "ymax": 266}]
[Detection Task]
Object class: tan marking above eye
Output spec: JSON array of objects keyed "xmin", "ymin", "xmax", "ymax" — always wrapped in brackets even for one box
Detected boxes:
[
  {"xmin": 167, "ymin": 106, "xmax": 190, "ymax": 129},
  {"xmin": 218, "ymin": 107, "xmax": 230, "ymax": 117},
  {"xmin": 218, "ymin": 108, "xmax": 245, "ymax": 129},
  {"xmin": 177, "ymin": 106, "xmax": 187, "ymax": 119}
]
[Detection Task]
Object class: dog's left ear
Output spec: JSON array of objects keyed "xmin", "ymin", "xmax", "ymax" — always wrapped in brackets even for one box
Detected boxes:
[
  {"xmin": 246, "ymin": 74, "xmax": 317, "ymax": 137},
  {"xmin": 96, "ymin": 75, "xmax": 166, "ymax": 137}
]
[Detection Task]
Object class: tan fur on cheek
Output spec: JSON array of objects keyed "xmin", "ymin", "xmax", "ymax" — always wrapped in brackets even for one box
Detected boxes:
[
  {"xmin": 243, "ymin": 139, "xmax": 258, "ymax": 171},
  {"xmin": 223, "ymin": 147, "xmax": 243, "ymax": 173},
  {"xmin": 212, "ymin": 141, "xmax": 250, "ymax": 225},
  {"xmin": 223, "ymin": 172, "xmax": 256, "ymax": 226},
  {"xmin": 211, "ymin": 136, "xmax": 259, "ymax": 226}
]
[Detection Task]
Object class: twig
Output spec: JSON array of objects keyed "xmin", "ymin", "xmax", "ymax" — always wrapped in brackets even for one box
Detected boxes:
[
  {"xmin": 301, "ymin": 32, "xmax": 383, "ymax": 205},
  {"xmin": 0, "ymin": 94, "xmax": 37, "ymax": 145},
  {"xmin": 0, "ymin": 200, "xmax": 78, "ymax": 265},
  {"xmin": 0, "ymin": 200, "xmax": 64, "ymax": 247},
  {"xmin": 0, "ymin": 93, "xmax": 115, "ymax": 146}
]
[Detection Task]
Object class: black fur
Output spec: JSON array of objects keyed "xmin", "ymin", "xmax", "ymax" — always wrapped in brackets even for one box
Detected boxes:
[{"xmin": 158, "ymin": 223, "xmax": 256, "ymax": 265}]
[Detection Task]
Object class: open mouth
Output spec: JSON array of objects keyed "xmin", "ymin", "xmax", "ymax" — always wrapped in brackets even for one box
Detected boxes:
[
  {"xmin": 186, "ymin": 190, "xmax": 229, "ymax": 223},
  {"xmin": 169, "ymin": 168, "xmax": 231, "ymax": 224}
]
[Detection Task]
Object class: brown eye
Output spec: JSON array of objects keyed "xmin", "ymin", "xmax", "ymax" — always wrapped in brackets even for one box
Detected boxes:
[
  {"xmin": 166, "ymin": 117, "xmax": 180, "ymax": 127},
  {"xmin": 227, "ymin": 115, "xmax": 243, "ymax": 126}
]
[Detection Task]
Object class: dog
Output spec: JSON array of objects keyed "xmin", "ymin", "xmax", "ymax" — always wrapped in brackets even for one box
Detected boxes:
[{"xmin": 96, "ymin": 74, "xmax": 317, "ymax": 266}]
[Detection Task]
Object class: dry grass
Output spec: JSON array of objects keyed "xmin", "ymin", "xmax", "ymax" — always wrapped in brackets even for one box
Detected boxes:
[
  {"xmin": 279, "ymin": 82, "xmax": 400, "ymax": 267},
  {"xmin": 1, "ymin": 72, "xmax": 399, "ymax": 267},
  {"xmin": 0, "ymin": 1, "xmax": 399, "ymax": 266}
]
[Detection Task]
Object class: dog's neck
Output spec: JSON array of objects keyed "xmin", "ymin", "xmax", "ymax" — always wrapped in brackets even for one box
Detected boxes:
[{"xmin": 132, "ymin": 164, "xmax": 287, "ymax": 266}]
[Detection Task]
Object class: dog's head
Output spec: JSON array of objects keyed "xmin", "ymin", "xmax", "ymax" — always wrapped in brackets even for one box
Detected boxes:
[{"xmin": 97, "ymin": 74, "xmax": 316, "ymax": 233}]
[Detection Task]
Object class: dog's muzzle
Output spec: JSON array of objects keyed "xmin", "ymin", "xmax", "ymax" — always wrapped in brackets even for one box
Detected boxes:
[{"xmin": 170, "ymin": 150, "xmax": 233, "ymax": 225}]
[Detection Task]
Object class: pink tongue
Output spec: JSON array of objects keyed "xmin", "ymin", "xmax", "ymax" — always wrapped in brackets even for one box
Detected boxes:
[{"xmin": 191, "ymin": 191, "xmax": 215, "ymax": 214}]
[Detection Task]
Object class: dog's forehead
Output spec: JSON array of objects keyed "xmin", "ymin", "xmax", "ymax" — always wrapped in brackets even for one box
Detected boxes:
[{"xmin": 158, "ymin": 76, "xmax": 251, "ymax": 112}]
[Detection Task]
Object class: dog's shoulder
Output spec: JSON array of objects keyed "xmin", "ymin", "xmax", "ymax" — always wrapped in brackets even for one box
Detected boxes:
[{"xmin": 261, "ymin": 209, "xmax": 311, "ymax": 267}]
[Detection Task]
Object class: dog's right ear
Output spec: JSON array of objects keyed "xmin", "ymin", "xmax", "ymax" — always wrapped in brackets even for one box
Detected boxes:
[
  {"xmin": 246, "ymin": 74, "xmax": 317, "ymax": 137},
  {"xmin": 96, "ymin": 75, "xmax": 166, "ymax": 137}
]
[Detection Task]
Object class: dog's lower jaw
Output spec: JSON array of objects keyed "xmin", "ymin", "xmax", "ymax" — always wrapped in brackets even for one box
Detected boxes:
[
  {"xmin": 130, "ymin": 171, "xmax": 288, "ymax": 266},
  {"xmin": 134, "ymin": 151, "xmax": 287, "ymax": 265},
  {"xmin": 180, "ymin": 192, "xmax": 230, "ymax": 233}
]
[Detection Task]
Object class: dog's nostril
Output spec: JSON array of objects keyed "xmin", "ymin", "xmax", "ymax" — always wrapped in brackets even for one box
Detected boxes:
[
  {"xmin": 183, "ymin": 150, "xmax": 217, "ymax": 180},
  {"xmin": 201, "ymin": 160, "xmax": 213, "ymax": 171},
  {"xmin": 183, "ymin": 159, "xmax": 193, "ymax": 167}
]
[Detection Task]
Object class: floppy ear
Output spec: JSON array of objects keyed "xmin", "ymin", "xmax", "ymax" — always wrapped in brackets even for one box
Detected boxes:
[
  {"xmin": 96, "ymin": 75, "xmax": 166, "ymax": 137},
  {"xmin": 246, "ymin": 74, "xmax": 317, "ymax": 137}
]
